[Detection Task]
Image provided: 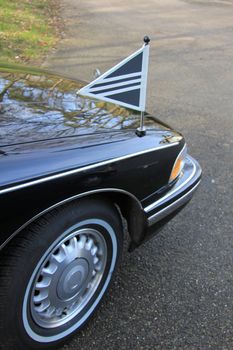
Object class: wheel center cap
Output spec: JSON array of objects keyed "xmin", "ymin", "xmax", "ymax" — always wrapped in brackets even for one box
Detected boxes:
[{"xmin": 57, "ymin": 258, "xmax": 89, "ymax": 300}]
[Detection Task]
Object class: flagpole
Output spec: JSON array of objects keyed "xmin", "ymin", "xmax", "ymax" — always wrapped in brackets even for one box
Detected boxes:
[
  {"xmin": 136, "ymin": 36, "xmax": 150, "ymax": 137},
  {"xmin": 136, "ymin": 111, "xmax": 146, "ymax": 137}
]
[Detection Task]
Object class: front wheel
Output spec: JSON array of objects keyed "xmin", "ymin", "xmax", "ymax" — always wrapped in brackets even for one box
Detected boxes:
[{"xmin": 0, "ymin": 198, "xmax": 123, "ymax": 350}]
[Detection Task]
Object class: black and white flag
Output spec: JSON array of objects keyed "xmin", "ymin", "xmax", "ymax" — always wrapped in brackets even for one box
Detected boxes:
[{"xmin": 78, "ymin": 38, "xmax": 150, "ymax": 112}]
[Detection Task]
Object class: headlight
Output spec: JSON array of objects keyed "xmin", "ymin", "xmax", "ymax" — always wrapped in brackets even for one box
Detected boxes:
[{"xmin": 169, "ymin": 145, "xmax": 187, "ymax": 183}]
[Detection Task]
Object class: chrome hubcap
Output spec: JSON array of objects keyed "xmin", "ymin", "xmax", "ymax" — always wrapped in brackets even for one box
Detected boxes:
[
  {"xmin": 56, "ymin": 258, "xmax": 89, "ymax": 300},
  {"xmin": 30, "ymin": 228, "xmax": 107, "ymax": 328}
]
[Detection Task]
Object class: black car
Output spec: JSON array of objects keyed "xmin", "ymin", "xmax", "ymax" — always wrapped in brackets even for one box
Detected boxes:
[{"xmin": 0, "ymin": 64, "xmax": 201, "ymax": 350}]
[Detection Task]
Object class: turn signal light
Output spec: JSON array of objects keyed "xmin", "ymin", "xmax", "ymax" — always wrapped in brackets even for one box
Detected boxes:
[{"xmin": 169, "ymin": 145, "xmax": 187, "ymax": 183}]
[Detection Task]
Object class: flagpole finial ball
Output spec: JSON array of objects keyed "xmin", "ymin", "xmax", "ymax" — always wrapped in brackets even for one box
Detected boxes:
[{"xmin": 143, "ymin": 36, "xmax": 150, "ymax": 45}]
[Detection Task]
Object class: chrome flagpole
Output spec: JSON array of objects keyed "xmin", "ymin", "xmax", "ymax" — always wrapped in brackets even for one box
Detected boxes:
[
  {"xmin": 136, "ymin": 111, "xmax": 146, "ymax": 137},
  {"xmin": 136, "ymin": 36, "xmax": 150, "ymax": 137}
]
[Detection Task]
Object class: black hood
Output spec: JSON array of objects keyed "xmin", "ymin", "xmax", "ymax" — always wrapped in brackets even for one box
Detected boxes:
[{"xmin": 0, "ymin": 64, "xmax": 173, "ymax": 147}]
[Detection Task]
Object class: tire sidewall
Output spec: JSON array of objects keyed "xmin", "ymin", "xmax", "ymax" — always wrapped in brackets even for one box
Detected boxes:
[{"xmin": 3, "ymin": 200, "xmax": 123, "ymax": 349}]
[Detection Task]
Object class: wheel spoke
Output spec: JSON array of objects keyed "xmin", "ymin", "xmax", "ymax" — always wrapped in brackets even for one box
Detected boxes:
[
  {"xmin": 35, "ymin": 276, "xmax": 51, "ymax": 289},
  {"xmin": 60, "ymin": 243, "xmax": 69, "ymax": 256},
  {"xmin": 79, "ymin": 235, "xmax": 87, "ymax": 249},
  {"xmin": 91, "ymin": 245, "xmax": 98, "ymax": 256},
  {"xmin": 51, "ymin": 250, "xmax": 66, "ymax": 264},
  {"xmin": 33, "ymin": 290, "xmax": 48, "ymax": 303},
  {"xmin": 69, "ymin": 236, "xmax": 79, "ymax": 253},
  {"xmin": 35, "ymin": 299, "xmax": 50, "ymax": 313},
  {"xmin": 43, "ymin": 306, "xmax": 56, "ymax": 319},
  {"xmin": 93, "ymin": 256, "xmax": 99, "ymax": 265},
  {"xmin": 95, "ymin": 262, "xmax": 103, "ymax": 272},
  {"xmin": 85, "ymin": 238, "xmax": 94, "ymax": 251},
  {"xmin": 42, "ymin": 262, "xmax": 58, "ymax": 276}
]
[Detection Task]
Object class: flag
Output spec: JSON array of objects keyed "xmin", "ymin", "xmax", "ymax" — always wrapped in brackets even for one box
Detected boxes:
[{"xmin": 78, "ymin": 38, "xmax": 150, "ymax": 112}]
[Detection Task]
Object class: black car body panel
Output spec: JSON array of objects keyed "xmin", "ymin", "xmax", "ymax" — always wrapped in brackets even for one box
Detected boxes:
[{"xmin": 0, "ymin": 64, "xmax": 201, "ymax": 250}]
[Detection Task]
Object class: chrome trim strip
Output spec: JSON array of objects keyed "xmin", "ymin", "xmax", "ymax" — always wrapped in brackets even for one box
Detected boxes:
[
  {"xmin": 0, "ymin": 142, "xmax": 178, "ymax": 195},
  {"xmin": 147, "ymin": 180, "xmax": 201, "ymax": 227},
  {"xmin": 144, "ymin": 156, "xmax": 197, "ymax": 213},
  {"xmin": 0, "ymin": 187, "xmax": 144, "ymax": 250}
]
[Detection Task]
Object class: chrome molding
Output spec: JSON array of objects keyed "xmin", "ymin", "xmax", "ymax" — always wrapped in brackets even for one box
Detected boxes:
[
  {"xmin": 147, "ymin": 180, "xmax": 201, "ymax": 227},
  {"xmin": 0, "ymin": 142, "xmax": 178, "ymax": 195},
  {"xmin": 144, "ymin": 156, "xmax": 197, "ymax": 213}
]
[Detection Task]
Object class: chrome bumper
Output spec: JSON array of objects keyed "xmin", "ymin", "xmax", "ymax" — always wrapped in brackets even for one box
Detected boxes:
[{"xmin": 145, "ymin": 155, "xmax": 202, "ymax": 227}]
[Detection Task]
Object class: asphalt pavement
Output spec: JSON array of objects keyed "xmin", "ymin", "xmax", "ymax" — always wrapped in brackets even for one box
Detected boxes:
[{"xmin": 45, "ymin": 0, "xmax": 233, "ymax": 349}]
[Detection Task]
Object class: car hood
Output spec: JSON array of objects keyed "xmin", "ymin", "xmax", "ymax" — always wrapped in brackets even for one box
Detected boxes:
[{"xmin": 0, "ymin": 63, "xmax": 175, "ymax": 149}]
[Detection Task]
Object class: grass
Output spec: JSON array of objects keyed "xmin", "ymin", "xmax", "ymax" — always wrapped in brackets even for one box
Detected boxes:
[{"xmin": 0, "ymin": 0, "xmax": 59, "ymax": 64}]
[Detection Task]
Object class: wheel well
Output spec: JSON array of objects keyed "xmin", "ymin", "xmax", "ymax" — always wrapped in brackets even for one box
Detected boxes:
[
  {"xmin": 1, "ymin": 189, "xmax": 147, "ymax": 251},
  {"xmin": 91, "ymin": 192, "xmax": 147, "ymax": 249}
]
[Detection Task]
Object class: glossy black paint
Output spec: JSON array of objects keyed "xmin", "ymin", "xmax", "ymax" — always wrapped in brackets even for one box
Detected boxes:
[{"xmin": 0, "ymin": 64, "xmax": 186, "ymax": 249}]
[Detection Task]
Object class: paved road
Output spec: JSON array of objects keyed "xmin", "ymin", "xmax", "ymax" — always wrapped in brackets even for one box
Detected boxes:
[{"xmin": 45, "ymin": 1, "xmax": 233, "ymax": 349}]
